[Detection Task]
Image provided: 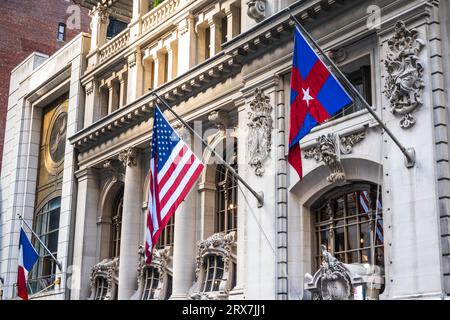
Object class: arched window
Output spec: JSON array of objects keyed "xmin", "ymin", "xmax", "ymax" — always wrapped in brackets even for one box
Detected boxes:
[
  {"xmin": 29, "ymin": 197, "xmax": 61, "ymax": 294},
  {"xmin": 202, "ymin": 255, "xmax": 225, "ymax": 292},
  {"xmin": 142, "ymin": 267, "xmax": 160, "ymax": 300},
  {"xmin": 215, "ymin": 142, "xmax": 238, "ymax": 233},
  {"xmin": 110, "ymin": 189, "xmax": 123, "ymax": 259},
  {"xmin": 313, "ymin": 184, "xmax": 384, "ymax": 270}
]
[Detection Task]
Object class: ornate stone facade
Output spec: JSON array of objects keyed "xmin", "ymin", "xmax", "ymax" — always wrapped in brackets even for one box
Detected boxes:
[
  {"xmin": 189, "ymin": 232, "xmax": 236, "ymax": 300},
  {"xmin": 89, "ymin": 257, "xmax": 119, "ymax": 300},
  {"xmin": 247, "ymin": 0, "xmax": 266, "ymax": 22},
  {"xmin": 384, "ymin": 21, "xmax": 425, "ymax": 129},
  {"xmin": 304, "ymin": 130, "xmax": 366, "ymax": 183},
  {"xmin": 247, "ymin": 89, "xmax": 273, "ymax": 177}
]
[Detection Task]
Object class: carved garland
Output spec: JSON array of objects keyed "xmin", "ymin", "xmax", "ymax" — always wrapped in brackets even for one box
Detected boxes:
[
  {"xmin": 304, "ymin": 130, "xmax": 366, "ymax": 183},
  {"xmin": 247, "ymin": 89, "xmax": 273, "ymax": 177},
  {"xmin": 384, "ymin": 21, "xmax": 425, "ymax": 129}
]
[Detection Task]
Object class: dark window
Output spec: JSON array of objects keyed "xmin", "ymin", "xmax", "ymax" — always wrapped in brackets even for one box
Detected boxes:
[
  {"xmin": 107, "ymin": 19, "xmax": 128, "ymax": 40},
  {"xmin": 57, "ymin": 23, "xmax": 66, "ymax": 42},
  {"xmin": 29, "ymin": 197, "xmax": 61, "ymax": 294},
  {"xmin": 204, "ymin": 27, "xmax": 211, "ymax": 60},
  {"xmin": 313, "ymin": 184, "xmax": 384, "ymax": 270},
  {"xmin": 110, "ymin": 189, "xmax": 123, "ymax": 258},
  {"xmin": 157, "ymin": 215, "xmax": 175, "ymax": 249},
  {"xmin": 328, "ymin": 55, "xmax": 372, "ymax": 121},
  {"xmin": 163, "ymin": 51, "xmax": 169, "ymax": 83},
  {"xmin": 202, "ymin": 255, "xmax": 225, "ymax": 292},
  {"xmin": 221, "ymin": 16, "xmax": 228, "ymax": 44},
  {"xmin": 94, "ymin": 277, "xmax": 108, "ymax": 300},
  {"xmin": 216, "ymin": 141, "xmax": 238, "ymax": 234}
]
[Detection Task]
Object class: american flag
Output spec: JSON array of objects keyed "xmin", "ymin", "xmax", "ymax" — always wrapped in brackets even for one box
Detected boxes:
[
  {"xmin": 359, "ymin": 190, "xmax": 384, "ymax": 245},
  {"xmin": 145, "ymin": 106, "xmax": 204, "ymax": 264}
]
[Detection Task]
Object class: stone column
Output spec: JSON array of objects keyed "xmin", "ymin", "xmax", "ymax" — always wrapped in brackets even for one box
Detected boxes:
[
  {"xmin": 170, "ymin": 190, "xmax": 197, "ymax": 299},
  {"xmin": 208, "ymin": 18, "xmax": 221, "ymax": 58},
  {"xmin": 126, "ymin": 51, "xmax": 144, "ymax": 103},
  {"xmin": 117, "ymin": 148, "xmax": 142, "ymax": 300},
  {"xmin": 84, "ymin": 80, "xmax": 102, "ymax": 127},
  {"xmin": 71, "ymin": 168, "xmax": 99, "ymax": 300},
  {"xmin": 89, "ymin": 5, "xmax": 110, "ymax": 54},
  {"xmin": 177, "ymin": 14, "xmax": 196, "ymax": 74},
  {"xmin": 119, "ymin": 75, "xmax": 127, "ymax": 108},
  {"xmin": 171, "ymin": 128, "xmax": 199, "ymax": 299},
  {"xmin": 166, "ymin": 42, "xmax": 178, "ymax": 81},
  {"xmin": 132, "ymin": 0, "xmax": 148, "ymax": 22},
  {"xmin": 225, "ymin": 6, "xmax": 240, "ymax": 42}
]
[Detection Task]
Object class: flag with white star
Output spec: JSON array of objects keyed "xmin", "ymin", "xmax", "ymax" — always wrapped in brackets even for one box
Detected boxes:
[{"xmin": 288, "ymin": 26, "xmax": 353, "ymax": 179}]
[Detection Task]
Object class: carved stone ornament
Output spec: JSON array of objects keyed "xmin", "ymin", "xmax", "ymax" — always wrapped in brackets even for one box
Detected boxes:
[
  {"xmin": 384, "ymin": 21, "xmax": 425, "ymax": 129},
  {"xmin": 247, "ymin": 89, "xmax": 273, "ymax": 177},
  {"xmin": 89, "ymin": 257, "xmax": 119, "ymax": 300},
  {"xmin": 304, "ymin": 245, "xmax": 385, "ymax": 300},
  {"xmin": 89, "ymin": 3, "xmax": 111, "ymax": 23},
  {"xmin": 304, "ymin": 130, "xmax": 366, "ymax": 183},
  {"xmin": 118, "ymin": 147, "xmax": 137, "ymax": 167},
  {"xmin": 189, "ymin": 232, "xmax": 236, "ymax": 300},
  {"xmin": 208, "ymin": 110, "xmax": 229, "ymax": 131},
  {"xmin": 247, "ymin": 0, "xmax": 266, "ymax": 22}
]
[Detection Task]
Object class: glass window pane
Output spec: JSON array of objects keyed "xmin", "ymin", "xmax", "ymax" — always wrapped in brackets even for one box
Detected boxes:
[
  {"xmin": 334, "ymin": 227, "xmax": 345, "ymax": 252},
  {"xmin": 49, "ymin": 209, "xmax": 60, "ymax": 231},
  {"xmin": 335, "ymin": 198, "xmax": 344, "ymax": 218},
  {"xmin": 47, "ymin": 232, "xmax": 58, "ymax": 253},
  {"xmin": 347, "ymin": 224, "xmax": 358, "ymax": 250},
  {"xmin": 360, "ymin": 222, "xmax": 371, "ymax": 248},
  {"xmin": 346, "ymin": 192, "xmax": 357, "ymax": 216}
]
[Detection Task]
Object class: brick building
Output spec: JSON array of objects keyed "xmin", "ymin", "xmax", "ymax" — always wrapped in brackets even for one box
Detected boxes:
[{"xmin": 0, "ymin": 0, "xmax": 89, "ymax": 167}]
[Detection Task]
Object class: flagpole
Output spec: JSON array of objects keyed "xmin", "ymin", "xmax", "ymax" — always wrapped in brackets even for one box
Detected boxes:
[
  {"xmin": 288, "ymin": 14, "xmax": 416, "ymax": 168},
  {"xmin": 152, "ymin": 92, "xmax": 265, "ymax": 208},
  {"xmin": 17, "ymin": 213, "xmax": 62, "ymax": 271}
]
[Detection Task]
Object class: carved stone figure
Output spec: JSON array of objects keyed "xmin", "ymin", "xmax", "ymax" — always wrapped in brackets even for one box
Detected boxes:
[
  {"xmin": 247, "ymin": 0, "xmax": 266, "ymax": 22},
  {"xmin": 384, "ymin": 21, "xmax": 425, "ymax": 129},
  {"xmin": 304, "ymin": 130, "xmax": 366, "ymax": 182},
  {"xmin": 247, "ymin": 89, "xmax": 273, "ymax": 176}
]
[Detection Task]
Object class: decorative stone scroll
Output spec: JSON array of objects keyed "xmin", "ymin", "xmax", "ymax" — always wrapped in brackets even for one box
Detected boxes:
[
  {"xmin": 189, "ymin": 232, "xmax": 237, "ymax": 300},
  {"xmin": 118, "ymin": 148, "xmax": 137, "ymax": 167},
  {"xmin": 247, "ymin": 0, "xmax": 266, "ymax": 22},
  {"xmin": 247, "ymin": 89, "xmax": 273, "ymax": 177},
  {"xmin": 89, "ymin": 257, "xmax": 119, "ymax": 300},
  {"xmin": 304, "ymin": 130, "xmax": 366, "ymax": 183},
  {"xmin": 384, "ymin": 21, "xmax": 425, "ymax": 129}
]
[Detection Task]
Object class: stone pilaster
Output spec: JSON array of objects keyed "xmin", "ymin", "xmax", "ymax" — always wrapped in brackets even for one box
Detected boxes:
[{"xmin": 71, "ymin": 168, "xmax": 99, "ymax": 300}]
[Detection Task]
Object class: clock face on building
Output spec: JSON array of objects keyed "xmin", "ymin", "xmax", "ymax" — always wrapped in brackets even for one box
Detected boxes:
[{"xmin": 48, "ymin": 112, "xmax": 67, "ymax": 164}]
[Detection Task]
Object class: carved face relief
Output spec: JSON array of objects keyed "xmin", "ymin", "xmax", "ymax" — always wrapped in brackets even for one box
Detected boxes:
[{"xmin": 384, "ymin": 21, "xmax": 425, "ymax": 129}]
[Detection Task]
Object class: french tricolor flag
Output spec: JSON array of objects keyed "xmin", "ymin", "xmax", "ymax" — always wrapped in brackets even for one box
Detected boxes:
[{"xmin": 17, "ymin": 228, "xmax": 38, "ymax": 300}]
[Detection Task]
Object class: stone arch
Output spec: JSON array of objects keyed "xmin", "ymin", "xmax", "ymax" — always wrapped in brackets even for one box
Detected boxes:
[
  {"xmin": 198, "ymin": 129, "xmax": 238, "ymax": 239},
  {"xmin": 97, "ymin": 177, "xmax": 124, "ymax": 261},
  {"xmin": 287, "ymin": 157, "xmax": 384, "ymax": 299}
]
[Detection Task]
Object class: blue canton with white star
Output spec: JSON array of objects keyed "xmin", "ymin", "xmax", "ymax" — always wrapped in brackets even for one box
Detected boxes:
[{"xmin": 151, "ymin": 106, "xmax": 181, "ymax": 171}]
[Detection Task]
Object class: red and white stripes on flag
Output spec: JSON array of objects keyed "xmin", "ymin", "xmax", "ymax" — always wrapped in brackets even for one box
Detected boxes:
[{"xmin": 145, "ymin": 106, "xmax": 204, "ymax": 264}]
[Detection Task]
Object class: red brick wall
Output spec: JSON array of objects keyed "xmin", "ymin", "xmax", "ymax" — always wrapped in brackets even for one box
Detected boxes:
[{"xmin": 0, "ymin": 0, "xmax": 90, "ymax": 168}]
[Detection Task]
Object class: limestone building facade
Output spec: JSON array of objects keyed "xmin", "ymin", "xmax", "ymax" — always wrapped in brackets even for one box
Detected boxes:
[{"xmin": 1, "ymin": 0, "xmax": 450, "ymax": 300}]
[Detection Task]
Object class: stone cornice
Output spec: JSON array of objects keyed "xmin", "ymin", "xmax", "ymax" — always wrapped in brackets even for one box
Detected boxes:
[{"xmin": 70, "ymin": 53, "xmax": 241, "ymax": 151}]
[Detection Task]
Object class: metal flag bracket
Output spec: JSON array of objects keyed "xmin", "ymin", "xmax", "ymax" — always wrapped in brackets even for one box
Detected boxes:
[{"xmin": 151, "ymin": 92, "xmax": 265, "ymax": 208}]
